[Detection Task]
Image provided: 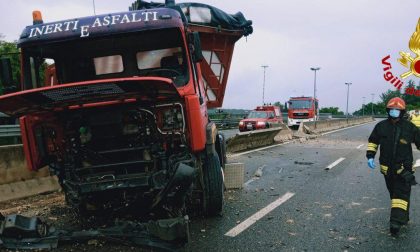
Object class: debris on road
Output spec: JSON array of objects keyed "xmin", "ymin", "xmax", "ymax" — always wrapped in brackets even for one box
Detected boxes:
[
  {"xmin": 254, "ymin": 165, "xmax": 266, "ymax": 177},
  {"xmin": 0, "ymin": 213, "xmax": 189, "ymax": 251},
  {"xmin": 294, "ymin": 161, "xmax": 314, "ymax": 165}
]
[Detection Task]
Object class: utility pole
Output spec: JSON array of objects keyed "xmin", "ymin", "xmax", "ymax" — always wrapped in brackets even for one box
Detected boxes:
[
  {"xmin": 261, "ymin": 65, "xmax": 268, "ymax": 105},
  {"xmin": 371, "ymin": 93, "xmax": 375, "ymax": 116},
  {"xmin": 310, "ymin": 67, "xmax": 320, "ymax": 102},
  {"xmin": 362, "ymin": 96, "xmax": 366, "ymax": 116},
  {"xmin": 92, "ymin": 0, "xmax": 96, "ymax": 15},
  {"xmin": 345, "ymin": 83, "xmax": 352, "ymax": 119}
]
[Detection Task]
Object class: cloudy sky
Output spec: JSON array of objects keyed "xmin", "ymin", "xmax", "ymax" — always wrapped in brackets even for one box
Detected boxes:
[{"xmin": 1, "ymin": 0, "xmax": 419, "ymax": 112}]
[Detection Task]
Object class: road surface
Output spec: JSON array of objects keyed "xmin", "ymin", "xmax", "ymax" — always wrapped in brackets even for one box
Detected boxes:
[
  {"xmin": 188, "ymin": 120, "xmax": 420, "ymax": 251},
  {"xmin": 3, "ymin": 120, "xmax": 420, "ymax": 251}
]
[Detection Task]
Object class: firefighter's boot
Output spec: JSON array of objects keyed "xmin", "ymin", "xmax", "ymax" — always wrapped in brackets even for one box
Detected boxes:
[{"xmin": 390, "ymin": 222, "xmax": 401, "ymax": 236}]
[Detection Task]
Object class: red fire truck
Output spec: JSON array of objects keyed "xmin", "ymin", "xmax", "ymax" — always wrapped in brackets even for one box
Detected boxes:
[
  {"xmin": 287, "ymin": 96, "xmax": 318, "ymax": 127},
  {"xmin": 239, "ymin": 105, "xmax": 283, "ymax": 132}
]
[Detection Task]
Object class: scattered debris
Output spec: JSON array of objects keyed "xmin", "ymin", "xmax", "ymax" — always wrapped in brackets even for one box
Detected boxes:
[
  {"xmin": 0, "ymin": 213, "xmax": 189, "ymax": 251},
  {"xmin": 254, "ymin": 165, "xmax": 266, "ymax": 177},
  {"xmin": 294, "ymin": 161, "xmax": 314, "ymax": 165}
]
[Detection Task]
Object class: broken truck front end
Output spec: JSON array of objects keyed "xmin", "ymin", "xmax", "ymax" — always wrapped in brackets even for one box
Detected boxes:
[{"xmin": 0, "ymin": 0, "xmax": 252, "ymax": 225}]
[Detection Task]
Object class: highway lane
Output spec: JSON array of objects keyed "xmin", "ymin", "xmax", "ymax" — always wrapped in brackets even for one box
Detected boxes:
[{"xmin": 187, "ymin": 120, "xmax": 420, "ymax": 251}]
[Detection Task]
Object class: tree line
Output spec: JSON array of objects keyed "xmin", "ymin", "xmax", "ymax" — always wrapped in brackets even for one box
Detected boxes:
[{"xmin": 353, "ymin": 80, "xmax": 420, "ymax": 115}]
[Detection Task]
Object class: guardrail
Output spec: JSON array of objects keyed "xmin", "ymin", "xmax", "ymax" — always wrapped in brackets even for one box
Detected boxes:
[
  {"xmin": 0, "ymin": 125, "xmax": 20, "ymax": 137},
  {"xmin": 210, "ymin": 118, "xmax": 241, "ymax": 129},
  {"xmin": 299, "ymin": 116, "xmax": 374, "ymax": 134}
]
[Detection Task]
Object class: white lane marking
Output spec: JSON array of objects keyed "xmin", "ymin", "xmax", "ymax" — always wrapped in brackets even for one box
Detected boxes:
[
  {"xmin": 414, "ymin": 159, "xmax": 420, "ymax": 168},
  {"xmin": 326, "ymin": 157, "xmax": 346, "ymax": 170},
  {"xmin": 320, "ymin": 121, "xmax": 375, "ymax": 136},
  {"xmin": 356, "ymin": 144, "xmax": 364, "ymax": 149},
  {"xmin": 244, "ymin": 178, "xmax": 258, "ymax": 186},
  {"xmin": 225, "ymin": 192, "xmax": 295, "ymax": 237},
  {"xmin": 244, "ymin": 165, "xmax": 266, "ymax": 186}
]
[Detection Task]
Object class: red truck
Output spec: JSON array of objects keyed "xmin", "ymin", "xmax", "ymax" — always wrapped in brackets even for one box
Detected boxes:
[
  {"xmin": 287, "ymin": 96, "xmax": 318, "ymax": 127},
  {"xmin": 239, "ymin": 105, "xmax": 283, "ymax": 132},
  {"xmin": 0, "ymin": 1, "xmax": 252, "ymax": 218}
]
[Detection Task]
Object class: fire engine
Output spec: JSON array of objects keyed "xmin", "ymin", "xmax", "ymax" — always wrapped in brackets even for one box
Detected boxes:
[
  {"xmin": 239, "ymin": 105, "xmax": 283, "ymax": 132},
  {"xmin": 287, "ymin": 96, "xmax": 318, "ymax": 127}
]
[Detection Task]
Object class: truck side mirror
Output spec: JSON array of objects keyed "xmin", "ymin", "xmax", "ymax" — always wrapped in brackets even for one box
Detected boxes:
[
  {"xmin": 0, "ymin": 58, "xmax": 16, "ymax": 94},
  {"xmin": 189, "ymin": 32, "xmax": 204, "ymax": 63}
]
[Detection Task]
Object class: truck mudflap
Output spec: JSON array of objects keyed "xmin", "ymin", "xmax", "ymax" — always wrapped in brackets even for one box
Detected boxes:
[
  {"xmin": 0, "ymin": 213, "xmax": 189, "ymax": 251},
  {"xmin": 226, "ymin": 127, "xmax": 283, "ymax": 153}
]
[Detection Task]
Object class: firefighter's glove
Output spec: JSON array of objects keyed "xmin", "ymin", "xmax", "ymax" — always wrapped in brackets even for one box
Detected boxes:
[
  {"xmin": 367, "ymin": 158, "xmax": 376, "ymax": 169},
  {"xmin": 400, "ymin": 169, "xmax": 417, "ymax": 185}
]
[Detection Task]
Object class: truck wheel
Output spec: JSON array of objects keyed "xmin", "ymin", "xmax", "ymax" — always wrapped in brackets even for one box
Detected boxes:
[{"xmin": 203, "ymin": 152, "xmax": 224, "ymax": 216}]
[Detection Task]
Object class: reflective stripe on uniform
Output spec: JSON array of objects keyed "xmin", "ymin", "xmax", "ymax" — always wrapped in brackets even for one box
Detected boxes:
[
  {"xmin": 380, "ymin": 165, "xmax": 388, "ymax": 175},
  {"xmin": 411, "ymin": 114, "xmax": 420, "ymax": 127},
  {"xmin": 391, "ymin": 199, "xmax": 408, "ymax": 211},
  {"xmin": 367, "ymin": 142, "xmax": 378, "ymax": 152}
]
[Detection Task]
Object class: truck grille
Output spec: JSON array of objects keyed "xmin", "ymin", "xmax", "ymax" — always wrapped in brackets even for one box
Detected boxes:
[{"xmin": 293, "ymin": 113, "xmax": 309, "ymax": 118}]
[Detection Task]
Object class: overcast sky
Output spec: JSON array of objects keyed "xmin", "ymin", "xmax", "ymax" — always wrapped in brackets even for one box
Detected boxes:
[{"xmin": 1, "ymin": 0, "xmax": 419, "ymax": 112}]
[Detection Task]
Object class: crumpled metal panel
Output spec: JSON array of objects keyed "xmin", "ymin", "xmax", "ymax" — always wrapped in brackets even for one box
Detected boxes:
[{"xmin": 0, "ymin": 213, "xmax": 189, "ymax": 251}]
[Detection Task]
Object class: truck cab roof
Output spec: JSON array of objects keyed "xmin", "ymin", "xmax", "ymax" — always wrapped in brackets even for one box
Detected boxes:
[{"xmin": 18, "ymin": 9, "xmax": 184, "ymax": 47}]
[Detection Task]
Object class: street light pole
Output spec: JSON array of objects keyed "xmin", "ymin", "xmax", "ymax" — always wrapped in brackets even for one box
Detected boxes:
[
  {"xmin": 310, "ymin": 67, "xmax": 320, "ymax": 102},
  {"xmin": 261, "ymin": 65, "xmax": 269, "ymax": 105},
  {"xmin": 371, "ymin": 93, "xmax": 375, "ymax": 116},
  {"xmin": 345, "ymin": 83, "xmax": 352, "ymax": 119},
  {"xmin": 92, "ymin": 0, "xmax": 96, "ymax": 15},
  {"xmin": 362, "ymin": 96, "xmax": 366, "ymax": 116}
]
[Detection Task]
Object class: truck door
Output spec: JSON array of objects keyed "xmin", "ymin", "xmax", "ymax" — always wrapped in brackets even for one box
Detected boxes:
[
  {"xmin": 188, "ymin": 25, "xmax": 244, "ymax": 108},
  {"xmin": 19, "ymin": 115, "xmax": 49, "ymax": 171}
]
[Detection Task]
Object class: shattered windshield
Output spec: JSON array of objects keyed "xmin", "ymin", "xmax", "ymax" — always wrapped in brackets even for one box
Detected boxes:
[
  {"xmin": 289, "ymin": 100, "xmax": 312, "ymax": 109},
  {"xmin": 21, "ymin": 28, "xmax": 189, "ymax": 90}
]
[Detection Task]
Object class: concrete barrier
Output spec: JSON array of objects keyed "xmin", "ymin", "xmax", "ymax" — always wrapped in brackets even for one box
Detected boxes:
[
  {"xmin": 0, "ymin": 176, "xmax": 60, "ymax": 203},
  {"xmin": 299, "ymin": 117, "xmax": 374, "ymax": 134},
  {"xmin": 0, "ymin": 144, "xmax": 49, "ymax": 185},
  {"xmin": 274, "ymin": 124, "xmax": 293, "ymax": 142},
  {"xmin": 226, "ymin": 127, "xmax": 282, "ymax": 153},
  {"xmin": 0, "ymin": 144, "xmax": 59, "ymax": 202}
]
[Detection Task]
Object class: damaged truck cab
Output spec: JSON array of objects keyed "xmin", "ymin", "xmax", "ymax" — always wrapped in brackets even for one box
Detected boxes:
[{"xmin": 0, "ymin": 1, "xmax": 252, "ymax": 217}]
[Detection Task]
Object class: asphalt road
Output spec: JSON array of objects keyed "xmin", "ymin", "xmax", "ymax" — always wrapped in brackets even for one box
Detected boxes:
[{"xmin": 187, "ymin": 120, "xmax": 420, "ymax": 251}]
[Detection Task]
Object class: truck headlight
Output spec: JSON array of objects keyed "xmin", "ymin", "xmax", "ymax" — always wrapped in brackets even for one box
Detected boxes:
[
  {"xmin": 257, "ymin": 121, "xmax": 265, "ymax": 126},
  {"xmin": 239, "ymin": 121, "xmax": 244, "ymax": 126}
]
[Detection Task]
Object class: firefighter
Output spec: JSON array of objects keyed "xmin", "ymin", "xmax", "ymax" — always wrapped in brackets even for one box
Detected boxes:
[
  {"xmin": 366, "ymin": 97, "xmax": 420, "ymax": 235},
  {"xmin": 410, "ymin": 109, "xmax": 420, "ymax": 128}
]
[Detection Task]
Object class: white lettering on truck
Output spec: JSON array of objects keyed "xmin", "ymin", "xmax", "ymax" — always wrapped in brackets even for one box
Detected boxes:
[{"xmin": 27, "ymin": 11, "xmax": 159, "ymax": 39}]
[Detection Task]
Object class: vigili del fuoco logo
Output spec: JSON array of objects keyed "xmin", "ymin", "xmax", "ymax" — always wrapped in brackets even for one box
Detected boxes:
[{"xmin": 381, "ymin": 18, "xmax": 420, "ymax": 95}]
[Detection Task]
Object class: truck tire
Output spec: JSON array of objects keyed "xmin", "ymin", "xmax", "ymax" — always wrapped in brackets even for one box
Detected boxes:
[{"xmin": 203, "ymin": 152, "xmax": 224, "ymax": 216}]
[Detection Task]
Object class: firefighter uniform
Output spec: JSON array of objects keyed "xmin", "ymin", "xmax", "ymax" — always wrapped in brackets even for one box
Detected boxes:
[
  {"xmin": 367, "ymin": 98, "xmax": 420, "ymax": 235},
  {"xmin": 410, "ymin": 112, "xmax": 420, "ymax": 128}
]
